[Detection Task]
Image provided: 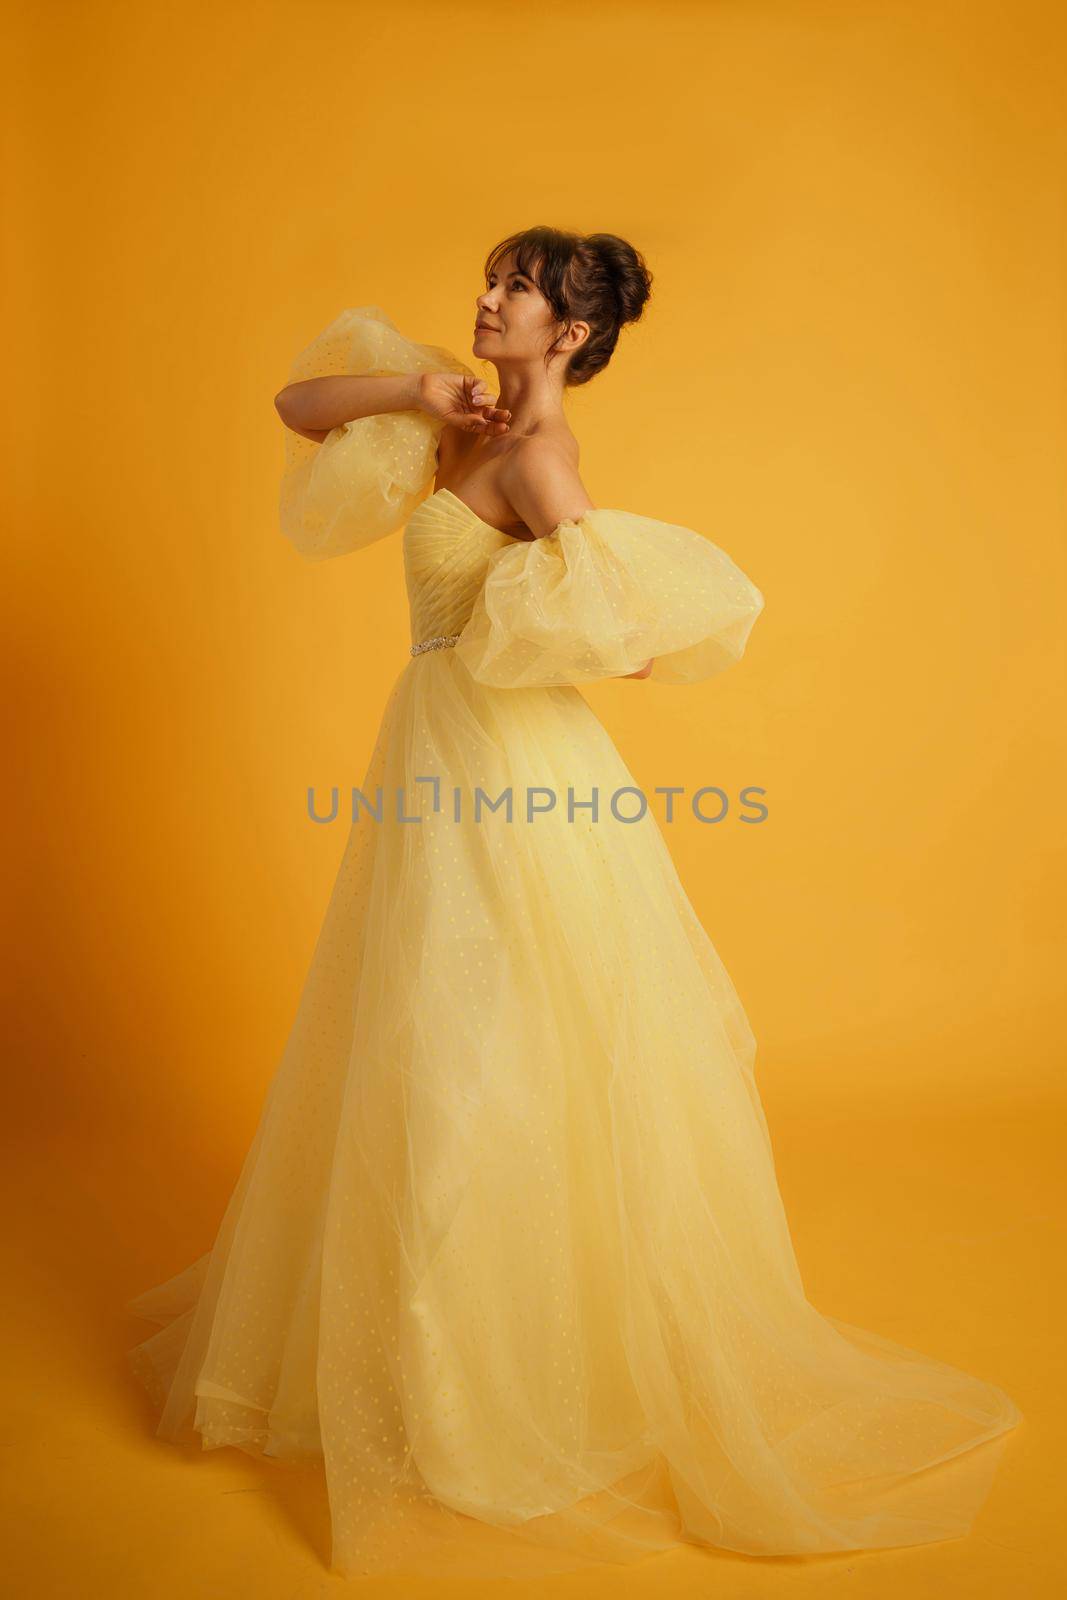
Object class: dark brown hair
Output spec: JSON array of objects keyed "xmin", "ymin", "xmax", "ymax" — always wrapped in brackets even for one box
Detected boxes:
[{"xmin": 483, "ymin": 225, "xmax": 653, "ymax": 388}]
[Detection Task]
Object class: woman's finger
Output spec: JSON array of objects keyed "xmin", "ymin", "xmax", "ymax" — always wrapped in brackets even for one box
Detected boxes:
[{"xmin": 461, "ymin": 413, "xmax": 509, "ymax": 434}]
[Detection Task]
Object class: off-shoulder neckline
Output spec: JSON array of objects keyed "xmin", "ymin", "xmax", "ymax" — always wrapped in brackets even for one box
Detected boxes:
[{"xmin": 428, "ymin": 486, "xmax": 539, "ymax": 544}]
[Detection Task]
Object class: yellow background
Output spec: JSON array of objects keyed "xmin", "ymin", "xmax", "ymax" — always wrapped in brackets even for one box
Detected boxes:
[{"xmin": 4, "ymin": 0, "xmax": 1063, "ymax": 1593}]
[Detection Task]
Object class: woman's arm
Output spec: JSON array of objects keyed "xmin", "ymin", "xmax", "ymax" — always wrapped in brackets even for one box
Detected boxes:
[
  {"xmin": 274, "ymin": 372, "xmax": 423, "ymax": 437},
  {"xmin": 501, "ymin": 441, "xmax": 654, "ymax": 680},
  {"xmin": 275, "ymin": 371, "xmax": 512, "ymax": 442},
  {"xmin": 501, "ymin": 437, "xmax": 595, "ymax": 537}
]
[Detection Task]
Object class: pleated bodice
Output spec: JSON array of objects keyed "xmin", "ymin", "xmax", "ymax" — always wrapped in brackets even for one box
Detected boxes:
[{"xmin": 403, "ymin": 487, "xmax": 514, "ymax": 648}]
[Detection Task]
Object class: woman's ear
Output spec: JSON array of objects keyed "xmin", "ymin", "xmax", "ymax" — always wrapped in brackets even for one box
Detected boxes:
[{"xmin": 561, "ymin": 319, "xmax": 591, "ymax": 354}]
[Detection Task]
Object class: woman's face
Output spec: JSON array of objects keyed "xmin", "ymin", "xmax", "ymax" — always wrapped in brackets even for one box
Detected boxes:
[{"xmin": 474, "ymin": 251, "xmax": 561, "ymax": 367}]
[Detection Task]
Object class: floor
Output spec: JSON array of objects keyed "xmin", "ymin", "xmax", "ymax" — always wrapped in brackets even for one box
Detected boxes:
[{"xmin": 4, "ymin": 1088, "xmax": 1058, "ymax": 1598}]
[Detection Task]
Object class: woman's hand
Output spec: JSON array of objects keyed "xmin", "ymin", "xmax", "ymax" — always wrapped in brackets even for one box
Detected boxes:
[
  {"xmin": 418, "ymin": 372, "xmax": 512, "ymax": 435},
  {"xmin": 620, "ymin": 658, "xmax": 655, "ymax": 679}
]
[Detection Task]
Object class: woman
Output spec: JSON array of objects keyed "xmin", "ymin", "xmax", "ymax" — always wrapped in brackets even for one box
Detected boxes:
[{"xmin": 126, "ymin": 226, "xmax": 1021, "ymax": 1581}]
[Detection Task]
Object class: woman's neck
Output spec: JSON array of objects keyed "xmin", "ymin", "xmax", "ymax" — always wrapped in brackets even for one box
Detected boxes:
[{"xmin": 491, "ymin": 365, "xmax": 567, "ymax": 436}]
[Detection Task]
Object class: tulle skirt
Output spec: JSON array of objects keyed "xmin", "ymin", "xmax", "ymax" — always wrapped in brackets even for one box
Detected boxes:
[{"xmin": 126, "ymin": 650, "xmax": 1021, "ymax": 1578}]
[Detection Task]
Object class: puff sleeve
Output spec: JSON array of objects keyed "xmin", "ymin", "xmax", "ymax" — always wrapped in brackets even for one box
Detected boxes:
[
  {"xmin": 452, "ymin": 508, "xmax": 764, "ymax": 688},
  {"xmin": 278, "ymin": 305, "xmax": 474, "ymax": 561}
]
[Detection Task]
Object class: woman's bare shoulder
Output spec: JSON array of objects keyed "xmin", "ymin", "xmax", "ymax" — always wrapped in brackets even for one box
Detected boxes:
[{"xmin": 501, "ymin": 434, "xmax": 594, "ymax": 536}]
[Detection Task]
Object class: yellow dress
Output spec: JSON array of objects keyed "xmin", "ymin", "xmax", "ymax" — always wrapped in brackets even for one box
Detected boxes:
[{"xmin": 126, "ymin": 306, "xmax": 1022, "ymax": 1580}]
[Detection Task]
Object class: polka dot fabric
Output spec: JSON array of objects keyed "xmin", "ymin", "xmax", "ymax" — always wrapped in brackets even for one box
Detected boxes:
[
  {"xmin": 126, "ymin": 310, "xmax": 1021, "ymax": 1580},
  {"xmin": 278, "ymin": 305, "xmax": 473, "ymax": 562},
  {"xmin": 452, "ymin": 495, "xmax": 765, "ymax": 688}
]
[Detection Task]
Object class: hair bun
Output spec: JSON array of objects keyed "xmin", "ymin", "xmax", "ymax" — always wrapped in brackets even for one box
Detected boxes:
[{"xmin": 586, "ymin": 233, "xmax": 654, "ymax": 325}]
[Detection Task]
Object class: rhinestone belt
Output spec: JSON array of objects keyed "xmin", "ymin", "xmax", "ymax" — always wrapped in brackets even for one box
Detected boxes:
[{"xmin": 410, "ymin": 633, "xmax": 461, "ymax": 657}]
